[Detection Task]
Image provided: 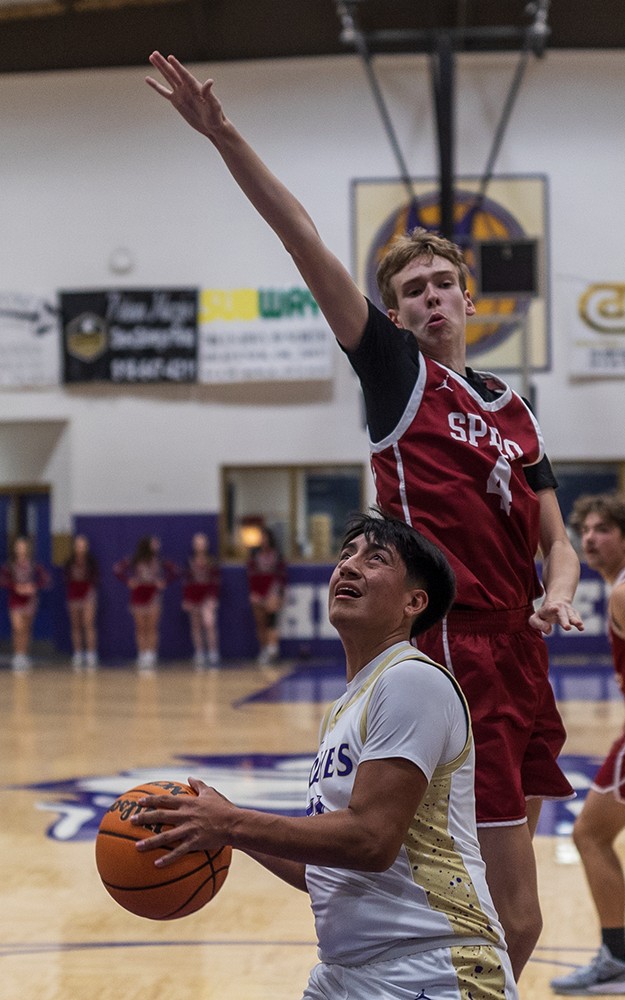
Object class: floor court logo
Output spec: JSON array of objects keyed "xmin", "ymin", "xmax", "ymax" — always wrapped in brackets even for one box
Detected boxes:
[
  {"xmin": 13, "ymin": 753, "xmax": 314, "ymax": 842},
  {"xmin": 10, "ymin": 751, "xmax": 600, "ymax": 842}
]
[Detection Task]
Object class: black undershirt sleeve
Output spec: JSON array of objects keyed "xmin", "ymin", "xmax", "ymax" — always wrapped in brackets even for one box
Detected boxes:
[{"xmin": 343, "ymin": 299, "xmax": 421, "ymax": 443}]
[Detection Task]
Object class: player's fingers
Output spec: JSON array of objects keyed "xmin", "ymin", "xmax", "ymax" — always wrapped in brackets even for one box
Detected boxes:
[
  {"xmin": 528, "ymin": 611, "xmax": 551, "ymax": 634},
  {"xmin": 134, "ymin": 828, "xmax": 187, "ymax": 855},
  {"xmin": 145, "ymin": 77, "xmax": 173, "ymax": 99},
  {"xmin": 133, "ymin": 799, "xmax": 185, "ymax": 820},
  {"xmin": 152, "ymin": 838, "xmax": 200, "ymax": 867},
  {"xmin": 149, "ymin": 51, "xmax": 187, "ymax": 93},
  {"xmin": 165, "ymin": 53, "xmax": 199, "ymax": 85}
]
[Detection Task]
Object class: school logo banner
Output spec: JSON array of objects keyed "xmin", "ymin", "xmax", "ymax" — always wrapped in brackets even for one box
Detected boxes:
[
  {"xmin": 564, "ymin": 275, "xmax": 625, "ymax": 378},
  {"xmin": 352, "ymin": 174, "xmax": 550, "ymax": 374},
  {"xmin": 60, "ymin": 288, "xmax": 198, "ymax": 384}
]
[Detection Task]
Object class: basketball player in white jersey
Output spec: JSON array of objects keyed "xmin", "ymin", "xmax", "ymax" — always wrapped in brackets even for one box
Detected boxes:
[
  {"xmin": 133, "ymin": 508, "xmax": 518, "ymax": 999},
  {"xmin": 143, "ymin": 52, "xmax": 584, "ymax": 977},
  {"xmin": 551, "ymin": 494, "xmax": 625, "ymax": 995}
]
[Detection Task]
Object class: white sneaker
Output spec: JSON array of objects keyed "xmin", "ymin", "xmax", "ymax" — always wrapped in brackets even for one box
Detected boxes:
[
  {"xmin": 72, "ymin": 651, "xmax": 84, "ymax": 672},
  {"xmin": 85, "ymin": 651, "xmax": 98, "ymax": 673},
  {"xmin": 257, "ymin": 647, "xmax": 271, "ymax": 666},
  {"xmin": 193, "ymin": 650, "xmax": 206, "ymax": 671},
  {"xmin": 206, "ymin": 650, "xmax": 220, "ymax": 669},
  {"xmin": 137, "ymin": 651, "xmax": 155, "ymax": 674},
  {"xmin": 551, "ymin": 944, "xmax": 625, "ymax": 994},
  {"xmin": 12, "ymin": 654, "xmax": 31, "ymax": 673}
]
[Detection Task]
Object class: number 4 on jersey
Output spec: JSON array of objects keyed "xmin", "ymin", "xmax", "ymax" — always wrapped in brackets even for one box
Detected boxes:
[{"xmin": 487, "ymin": 454, "xmax": 513, "ymax": 515}]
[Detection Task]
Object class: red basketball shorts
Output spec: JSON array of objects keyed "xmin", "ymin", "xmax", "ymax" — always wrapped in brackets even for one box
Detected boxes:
[
  {"xmin": 592, "ymin": 728, "xmax": 625, "ymax": 800},
  {"xmin": 417, "ymin": 606, "xmax": 574, "ymax": 826}
]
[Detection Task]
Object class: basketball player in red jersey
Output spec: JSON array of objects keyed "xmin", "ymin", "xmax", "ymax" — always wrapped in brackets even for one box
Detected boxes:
[
  {"xmin": 551, "ymin": 494, "xmax": 625, "ymax": 995},
  {"xmin": 145, "ymin": 51, "xmax": 583, "ymax": 978}
]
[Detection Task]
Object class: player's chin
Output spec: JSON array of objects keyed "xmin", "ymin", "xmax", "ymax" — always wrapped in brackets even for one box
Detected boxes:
[{"xmin": 328, "ymin": 598, "xmax": 360, "ymax": 624}]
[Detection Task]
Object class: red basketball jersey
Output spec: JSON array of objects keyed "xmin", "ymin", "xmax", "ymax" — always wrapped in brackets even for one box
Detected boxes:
[
  {"xmin": 609, "ymin": 570, "xmax": 625, "ymax": 696},
  {"xmin": 370, "ymin": 357, "xmax": 544, "ymax": 611}
]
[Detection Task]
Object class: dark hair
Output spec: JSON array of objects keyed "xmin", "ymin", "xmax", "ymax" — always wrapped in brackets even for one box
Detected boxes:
[
  {"xmin": 340, "ymin": 507, "xmax": 456, "ymax": 637},
  {"xmin": 132, "ymin": 535, "xmax": 156, "ymax": 565},
  {"xmin": 569, "ymin": 492, "xmax": 625, "ymax": 536},
  {"xmin": 260, "ymin": 526, "xmax": 280, "ymax": 553}
]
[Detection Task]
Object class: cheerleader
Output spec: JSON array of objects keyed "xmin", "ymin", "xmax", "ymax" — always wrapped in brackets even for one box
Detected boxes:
[
  {"xmin": 64, "ymin": 534, "xmax": 99, "ymax": 672},
  {"xmin": 246, "ymin": 527, "xmax": 287, "ymax": 665},
  {"xmin": 0, "ymin": 536, "xmax": 51, "ymax": 672},
  {"xmin": 182, "ymin": 532, "xmax": 221, "ymax": 669},
  {"xmin": 114, "ymin": 535, "xmax": 177, "ymax": 672}
]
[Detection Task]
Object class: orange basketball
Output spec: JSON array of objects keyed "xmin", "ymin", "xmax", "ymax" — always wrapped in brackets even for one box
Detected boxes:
[{"xmin": 95, "ymin": 780, "xmax": 231, "ymax": 920}]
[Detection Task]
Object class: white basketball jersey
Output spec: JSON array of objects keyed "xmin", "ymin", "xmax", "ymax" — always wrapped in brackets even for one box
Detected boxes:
[{"xmin": 305, "ymin": 642, "xmax": 506, "ymax": 966}]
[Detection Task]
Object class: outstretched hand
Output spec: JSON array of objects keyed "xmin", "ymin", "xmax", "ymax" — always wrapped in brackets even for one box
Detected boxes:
[
  {"xmin": 131, "ymin": 775, "xmax": 233, "ymax": 867},
  {"xmin": 529, "ymin": 598, "xmax": 584, "ymax": 636},
  {"xmin": 146, "ymin": 52, "xmax": 226, "ymax": 138}
]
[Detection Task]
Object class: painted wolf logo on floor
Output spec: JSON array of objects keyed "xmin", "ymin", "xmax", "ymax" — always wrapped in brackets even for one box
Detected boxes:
[
  {"xmin": 8, "ymin": 751, "xmax": 597, "ymax": 842},
  {"xmin": 14, "ymin": 753, "xmax": 314, "ymax": 842}
]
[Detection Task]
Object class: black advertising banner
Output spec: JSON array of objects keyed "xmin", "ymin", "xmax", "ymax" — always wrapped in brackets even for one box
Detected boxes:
[{"xmin": 61, "ymin": 288, "xmax": 198, "ymax": 384}]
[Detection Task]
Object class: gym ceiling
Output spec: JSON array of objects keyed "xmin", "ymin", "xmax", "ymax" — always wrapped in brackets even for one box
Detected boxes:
[{"xmin": 0, "ymin": 1, "xmax": 621, "ymax": 75}]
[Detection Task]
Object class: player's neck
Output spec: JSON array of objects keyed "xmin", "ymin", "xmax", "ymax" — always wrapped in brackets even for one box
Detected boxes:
[
  {"xmin": 341, "ymin": 631, "xmax": 411, "ymax": 682},
  {"xmin": 604, "ymin": 558, "xmax": 625, "ymax": 587},
  {"xmin": 422, "ymin": 343, "xmax": 466, "ymax": 375}
]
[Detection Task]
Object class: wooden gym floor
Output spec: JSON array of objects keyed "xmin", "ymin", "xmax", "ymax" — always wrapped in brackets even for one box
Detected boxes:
[{"xmin": 1, "ymin": 656, "xmax": 623, "ymax": 1000}]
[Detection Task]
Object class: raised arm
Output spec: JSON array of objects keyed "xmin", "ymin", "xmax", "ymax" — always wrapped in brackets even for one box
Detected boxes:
[{"xmin": 146, "ymin": 52, "xmax": 369, "ymax": 351}]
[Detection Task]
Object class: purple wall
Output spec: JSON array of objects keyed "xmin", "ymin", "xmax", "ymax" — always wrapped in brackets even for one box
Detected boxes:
[{"xmin": 23, "ymin": 509, "xmax": 613, "ymax": 667}]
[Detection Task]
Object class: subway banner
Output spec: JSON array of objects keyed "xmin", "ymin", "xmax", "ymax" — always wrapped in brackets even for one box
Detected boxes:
[
  {"xmin": 60, "ymin": 288, "xmax": 198, "ymax": 384},
  {"xmin": 198, "ymin": 286, "xmax": 334, "ymax": 382}
]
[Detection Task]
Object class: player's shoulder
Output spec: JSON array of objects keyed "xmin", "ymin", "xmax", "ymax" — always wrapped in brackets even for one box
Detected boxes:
[{"xmin": 377, "ymin": 653, "xmax": 460, "ymax": 700}]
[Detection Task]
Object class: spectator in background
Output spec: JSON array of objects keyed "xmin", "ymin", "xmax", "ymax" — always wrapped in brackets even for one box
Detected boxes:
[
  {"xmin": 0, "ymin": 536, "xmax": 50, "ymax": 673},
  {"xmin": 64, "ymin": 533, "xmax": 99, "ymax": 673},
  {"xmin": 551, "ymin": 494, "xmax": 625, "ymax": 995},
  {"xmin": 182, "ymin": 531, "xmax": 221, "ymax": 670},
  {"xmin": 114, "ymin": 535, "xmax": 177, "ymax": 673},
  {"xmin": 246, "ymin": 526, "xmax": 287, "ymax": 665}
]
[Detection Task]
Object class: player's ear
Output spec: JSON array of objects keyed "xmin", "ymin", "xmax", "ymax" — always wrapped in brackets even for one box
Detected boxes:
[
  {"xmin": 405, "ymin": 588, "xmax": 428, "ymax": 623},
  {"xmin": 387, "ymin": 308, "xmax": 403, "ymax": 329},
  {"xmin": 464, "ymin": 289, "xmax": 476, "ymax": 317}
]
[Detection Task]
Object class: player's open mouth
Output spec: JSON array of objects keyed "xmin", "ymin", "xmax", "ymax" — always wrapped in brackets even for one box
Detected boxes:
[
  {"xmin": 335, "ymin": 586, "xmax": 361, "ymax": 598},
  {"xmin": 427, "ymin": 312, "xmax": 445, "ymax": 328}
]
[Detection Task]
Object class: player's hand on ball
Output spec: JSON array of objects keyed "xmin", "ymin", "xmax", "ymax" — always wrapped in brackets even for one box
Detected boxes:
[{"xmin": 133, "ymin": 776, "xmax": 233, "ymax": 867}]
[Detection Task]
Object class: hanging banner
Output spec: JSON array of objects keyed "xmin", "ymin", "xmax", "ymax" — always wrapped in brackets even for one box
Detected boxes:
[
  {"xmin": 198, "ymin": 286, "xmax": 334, "ymax": 383},
  {"xmin": 60, "ymin": 288, "xmax": 198, "ymax": 384},
  {"xmin": 564, "ymin": 275, "xmax": 625, "ymax": 378},
  {"xmin": 0, "ymin": 291, "xmax": 60, "ymax": 386}
]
